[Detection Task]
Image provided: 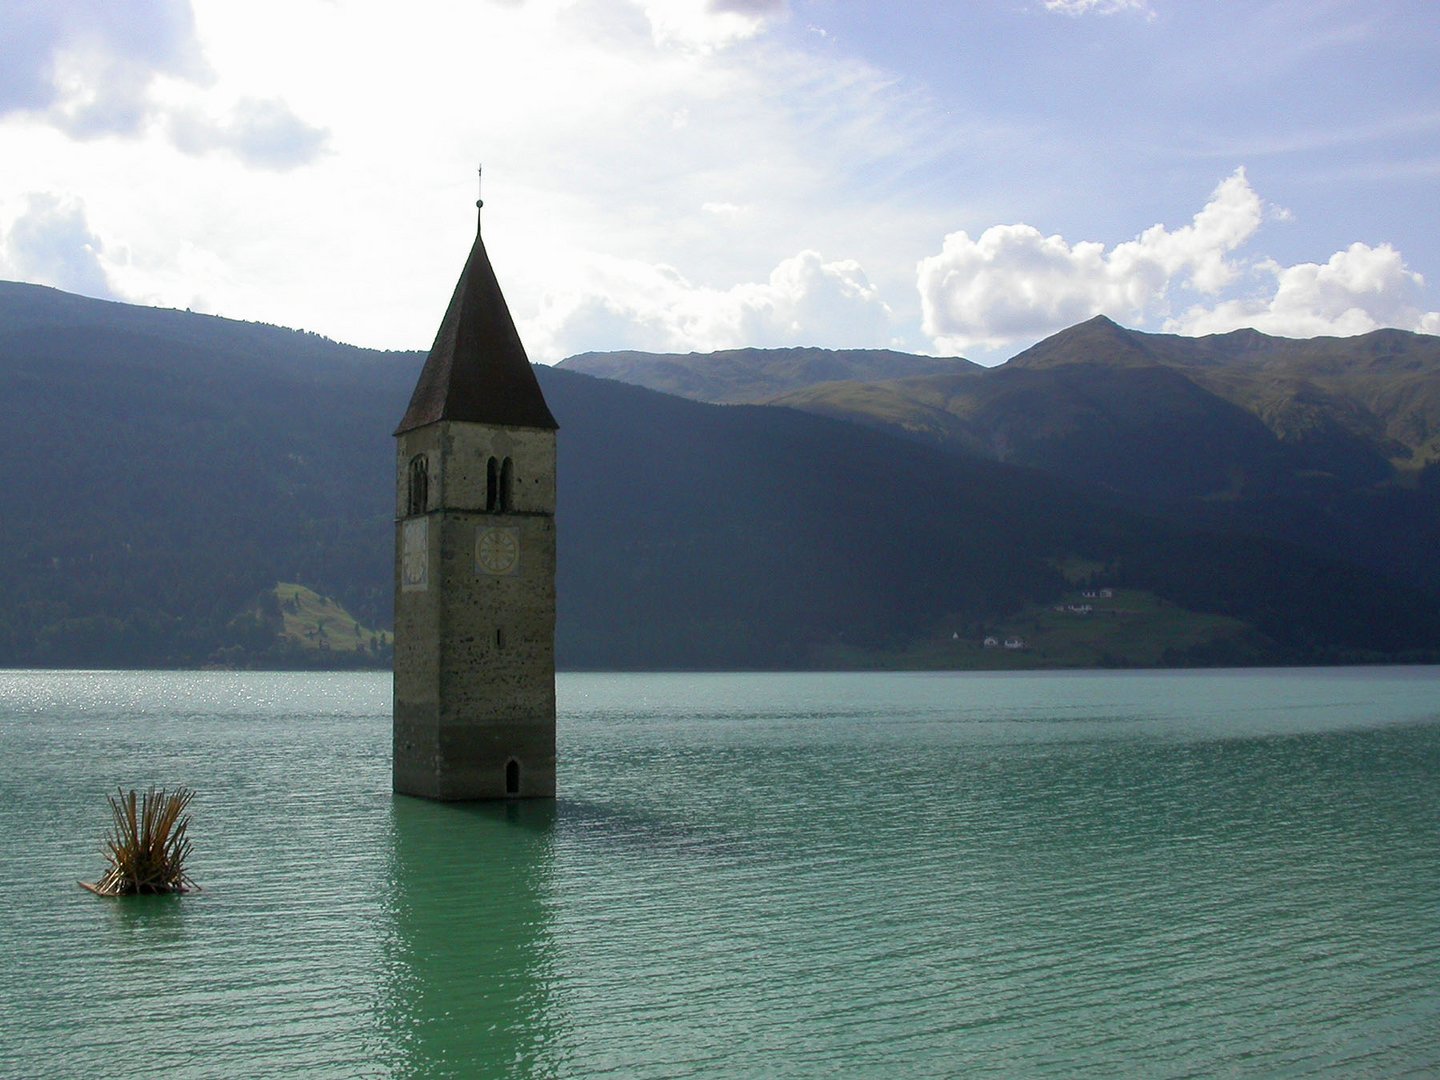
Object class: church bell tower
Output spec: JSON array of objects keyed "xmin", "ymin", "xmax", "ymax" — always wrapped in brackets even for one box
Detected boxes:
[{"xmin": 392, "ymin": 197, "xmax": 558, "ymax": 800}]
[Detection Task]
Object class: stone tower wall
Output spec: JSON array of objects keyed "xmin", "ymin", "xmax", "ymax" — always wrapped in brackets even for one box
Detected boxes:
[
  {"xmin": 394, "ymin": 425, "xmax": 556, "ymax": 517},
  {"xmin": 393, "ymin": 420, "xmax": 557, "ymax": 800}
]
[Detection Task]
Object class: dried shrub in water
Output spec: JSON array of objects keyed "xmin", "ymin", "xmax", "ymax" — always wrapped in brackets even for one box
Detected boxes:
[{"xmin": 82, "ymin": 787, "xmax": 197, "ymax": 896}]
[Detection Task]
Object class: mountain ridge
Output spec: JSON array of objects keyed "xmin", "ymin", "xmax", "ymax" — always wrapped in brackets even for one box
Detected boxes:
[
  {"xmin": 557, "ymin": 345, "xmax": 973, "ymax": 403},
  {"xmin": 2, "ymin": 280, "xmax": 1437, "ymax": 669},
  {"xmin": 755, "ymin": 322, "xmax": 1440, "ymax": 593}
]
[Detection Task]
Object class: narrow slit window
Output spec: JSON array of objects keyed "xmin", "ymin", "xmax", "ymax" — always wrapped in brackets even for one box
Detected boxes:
[
  {"xmin": 500, "ymin": 457, "xmax": 514, "ymax": 512},
  {"xmin": 505, "ymin": 759, "xmax": 520, "ymax": 797},
  {"xmin": 495, "ymin": 626, "xmax": 506, "ymax": 651},
  {"xmin": 406, "ymin": 455, "xmax": 428, "ymax": 516}
]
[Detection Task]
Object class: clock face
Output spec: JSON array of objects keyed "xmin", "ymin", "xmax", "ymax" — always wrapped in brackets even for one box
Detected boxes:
[
  {"xmin": 401, "ymin": 518, "xmax": 428, "ymax": 591},
  {"xmin": 475, "ymin": 526, "xmax": 520, "ymax": 576}
]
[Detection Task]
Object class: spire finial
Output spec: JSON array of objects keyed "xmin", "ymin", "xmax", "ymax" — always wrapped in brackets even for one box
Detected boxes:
[{"xmin": 476, "ymin": 164, "xmax": 484, "ymax": 228}]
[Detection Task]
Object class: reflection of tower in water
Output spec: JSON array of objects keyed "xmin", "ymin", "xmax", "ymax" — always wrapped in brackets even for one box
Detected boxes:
[{"xmin": 377, "ymin": 797, "xmax": 560, "ymax": 1075}]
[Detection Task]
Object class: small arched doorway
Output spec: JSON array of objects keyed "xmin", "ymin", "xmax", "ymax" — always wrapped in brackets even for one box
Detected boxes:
[{"xmin": 505, "ymin": 758, "xmax": 520, "ymax": 797}]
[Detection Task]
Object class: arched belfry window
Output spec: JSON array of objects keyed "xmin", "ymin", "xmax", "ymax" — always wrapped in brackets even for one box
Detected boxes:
[
  {"xmin": 406, "ymin": 455, "xmax": 428, "ymax": 516},
  {"xmin": 505, "ymin": 758, "xmax": 520, "ymax": 797},
  {"xmin": 486, "ymin": 457, "xmax": 499, "ymax": 512},
  {"xmin": 500, "ymin": 457, "xmax": 514, "ymax": 512}
]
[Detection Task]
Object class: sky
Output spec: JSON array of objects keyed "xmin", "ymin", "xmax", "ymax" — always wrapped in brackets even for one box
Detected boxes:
[{"xmin": 2, "ymin": 0, "xmax": 1438, "ymax": 365}]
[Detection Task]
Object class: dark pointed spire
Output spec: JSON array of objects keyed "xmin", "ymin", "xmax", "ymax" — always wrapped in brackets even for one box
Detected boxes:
[{"xmin": 395, "ymin": 199, "xmax": 557, "ymax": 434}]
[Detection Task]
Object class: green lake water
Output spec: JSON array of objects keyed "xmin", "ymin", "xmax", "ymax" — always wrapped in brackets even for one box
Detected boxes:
[{"xmin": 1, "ymin": 668, "xmax": 1438, "ymax": 1077}]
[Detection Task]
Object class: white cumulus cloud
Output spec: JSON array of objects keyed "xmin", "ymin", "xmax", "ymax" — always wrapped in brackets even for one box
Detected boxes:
[
  {"xmin": 524, "ymin": 249, "xmax": 893, "ymax": 360},
  {"xmin": 918, "ymin": 168, "xmax": 1262, "ymax": 351},
  {"xmin": 917, "ymin": 169, "xmax": 1440, "ymax": 355},
  {"xmin": 0, "ymin": 0, "xmax": 327, "ymax": 168},
  {"xmin": 167, "ymin": 96, "xmax": 329, "ymax": 170},
  {"xmin": 1169, "ymin": 242, "xmax": 1440, "ymax": 338},
  {"xmin": 0, "ymin": 0, "xmax": 208, "ymax": 133},
  {"xmin": 0, "ymin": 193, "xmax": 117, "ymax": 300}
]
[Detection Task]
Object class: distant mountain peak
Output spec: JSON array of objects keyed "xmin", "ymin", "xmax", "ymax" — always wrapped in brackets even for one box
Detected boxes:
[{"xmin": 1006, "ymin": 315, "xmax": 1159, "ymax": 369}]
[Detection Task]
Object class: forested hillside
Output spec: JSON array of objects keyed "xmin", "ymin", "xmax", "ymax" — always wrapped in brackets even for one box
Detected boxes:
[{"xmin": 0, "ymin": 282, "xmax": 411, "ymax": 666}]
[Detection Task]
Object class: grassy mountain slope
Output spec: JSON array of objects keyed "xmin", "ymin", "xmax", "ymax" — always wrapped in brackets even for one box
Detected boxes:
[
  {"xmin": 764, "ymin": 317, "xmax": 1440, "ymax": 593},
  {"xmin": 2, "ymin": 281, "xmax": 1438, "ymax": 669},
  {"xmin": 1009, "ymin": 317, "xmax": 1440, "ymax": 470},
  {"xmin": 771, "ymin": 316, "xmax": 1440, "ymax": 484},
  {"xmin": 270, "ymin": 582, "xmax": 392, "ymax": 654},
  {"xmin": 223, "ymin": 583, "xmax": 394, "ymax": 668}
]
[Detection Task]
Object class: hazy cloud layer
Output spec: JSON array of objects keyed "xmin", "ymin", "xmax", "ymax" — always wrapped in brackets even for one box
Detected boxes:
[
  {"xmin": 1, "ymin": 193, "xmax": 116, "ymax": 299},
  {"xmin": 0, "ymin": 2, "xmax": 1433, "ymax": 358},
  {"xmin": 640, "ymin": 0, "xmax": 785, "ymax": 48},
  {"xmin": 1042, "ymin": 0, "xmax": 1153, "ymax": 15},
  {"xmin": 709, "ymin": 0, "xmax": 786, "ymax": 14},
  {"xmin": 526, "ymin": 249, "xmax": 893, "ymax": 360}
]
